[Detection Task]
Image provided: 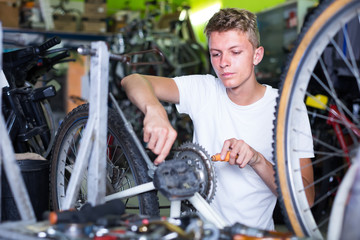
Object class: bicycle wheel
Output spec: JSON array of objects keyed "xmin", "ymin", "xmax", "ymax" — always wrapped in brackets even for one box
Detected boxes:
[
  {"xmin": 17, "ymin": 99, "xmax": 55, "ymax": 158},
  {"xmin": 274, "ymin": 0, "xmax": 360, "ymax": 239},
  {"xmin": 50, "ymin": 104, "xmax": 159, "ymax": 216},
  {"xmin": 39, "ymin": 100, "xmax": 56, "ymax": 158}
]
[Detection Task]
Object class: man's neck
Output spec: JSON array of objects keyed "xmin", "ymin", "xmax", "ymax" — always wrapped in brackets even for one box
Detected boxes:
[{"xmin": 226, "ymin": 81, "xmax": 266, "ymax": 106}]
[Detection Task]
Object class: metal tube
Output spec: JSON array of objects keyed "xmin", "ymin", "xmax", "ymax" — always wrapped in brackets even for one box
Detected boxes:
[
  {"xmin": 188, "ymin": 192, "xmax": 228, "ymax": 229},
  {"xmin": 104, "ymin": 182, "xmax": 156, "ymax": 201}
]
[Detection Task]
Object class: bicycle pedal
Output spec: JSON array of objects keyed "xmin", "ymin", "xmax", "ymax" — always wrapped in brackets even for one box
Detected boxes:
[{"xmin": 153, "ymin": 159, "xmax": 200, "ymax": 201}]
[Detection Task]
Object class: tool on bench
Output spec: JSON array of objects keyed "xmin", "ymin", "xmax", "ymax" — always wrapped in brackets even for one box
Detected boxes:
[{"xmin": 47, "ymin": 199, "xmax": 125, "ymax": 225}]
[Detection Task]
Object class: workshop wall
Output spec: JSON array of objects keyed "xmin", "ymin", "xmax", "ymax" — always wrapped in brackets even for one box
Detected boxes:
[{"xmin": 104, "ymin": 0, "xmax": 288, "ymax": 45}]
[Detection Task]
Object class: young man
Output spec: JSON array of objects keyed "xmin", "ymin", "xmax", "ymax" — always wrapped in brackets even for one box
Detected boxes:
[{"xmin": 121, "ymin": 8, "xmax": 314, "ymax": 230}]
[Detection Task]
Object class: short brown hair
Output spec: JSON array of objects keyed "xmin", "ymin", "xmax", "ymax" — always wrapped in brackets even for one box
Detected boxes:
[{"xmin": 204, "ymin": 8, "xmax": 260, "ymax": 48}]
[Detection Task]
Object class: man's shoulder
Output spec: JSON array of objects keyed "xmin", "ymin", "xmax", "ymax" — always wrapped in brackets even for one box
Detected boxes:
[{"xmin": 264, "ymin": 84, "xmax": 279, "ymax": 98}]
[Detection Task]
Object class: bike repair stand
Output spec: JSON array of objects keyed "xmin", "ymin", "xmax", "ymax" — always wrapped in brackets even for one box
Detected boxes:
[{"xmin": 62, "ymin": 41, "xmax": 109, "ymax": 209}]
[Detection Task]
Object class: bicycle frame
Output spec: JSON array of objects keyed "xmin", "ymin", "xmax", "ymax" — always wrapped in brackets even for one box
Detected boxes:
[
  {"xmin": 63, "ymin": 41, "xmax": 228, "ymax": 229},
  {"xmin": 107, "ymin": 92, "xmax": 227, "ymax": 229}
]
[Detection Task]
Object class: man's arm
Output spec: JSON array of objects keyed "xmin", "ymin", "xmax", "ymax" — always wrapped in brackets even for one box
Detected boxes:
[
  {"xmin": 121, "ymin": 74, "xmax": 179, "ymax": 164},
  {"xmin": 249, "ymin": 152, "xmax": 278, "ymax": 196},
  {"xmin": 220, "ymin": 138, "xmax": 278, "ymax": 195},
  {"xmin": 300, "ymin": 158, "xmax": 315, "ymax": 206},
  {"xmin": 250, "ymin": 156, "xmax": 315, "ymax": 205},
  {"xmin": 219, "ymin": 139, "xmax": 315, "ymax": 203}
]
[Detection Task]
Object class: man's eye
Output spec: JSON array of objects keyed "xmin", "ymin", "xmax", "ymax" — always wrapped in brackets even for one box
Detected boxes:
[
  {"xmin": 233, "ymin": 51, "xmax": 241, "ymax": 55},
  {"xmin": 211, "ymin": 53, "xmax": 220, "ymax": 57}
]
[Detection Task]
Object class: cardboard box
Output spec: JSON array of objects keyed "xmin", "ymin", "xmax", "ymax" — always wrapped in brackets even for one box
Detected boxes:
[
  {"xmin": 82, "ymin": 19, "xmax": 107, "ymax": 33},
  {"xmin": 53, "ymin": 14, "xmax": 78, "ymax": 32},
  {"xmin": 83, "ymin": 2, "xmax": 107, "ymax": 20},
  {"xmin": 0, "ymin": 0, "xmax": 20, "ymax": 28}
]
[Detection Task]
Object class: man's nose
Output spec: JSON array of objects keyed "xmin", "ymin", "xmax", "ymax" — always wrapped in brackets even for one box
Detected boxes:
[{"xmin": 220, "ymin": 54, "xmax": 230, "ymax": 68}]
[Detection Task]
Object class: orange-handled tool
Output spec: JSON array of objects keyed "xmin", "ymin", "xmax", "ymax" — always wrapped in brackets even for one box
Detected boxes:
[{"xmin": 211, "ymin": 151, "xmax": 231, "ymax": 162}]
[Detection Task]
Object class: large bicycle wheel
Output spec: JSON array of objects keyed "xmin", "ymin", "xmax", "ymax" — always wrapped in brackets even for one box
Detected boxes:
[
  {"xmin": 50, "ymin": 104, "xmax": 159, "ymax": 216},
  {"xmin": 274, "ymin": 0, "xmax": 360, "ymax": 239}
]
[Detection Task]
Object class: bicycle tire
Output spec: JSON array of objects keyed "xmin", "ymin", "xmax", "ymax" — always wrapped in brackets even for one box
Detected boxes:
[
  {"xmin": 50, "ymin": 103, "xmax": 159, "ymax": 216},
  {"xmin": 40, "ymin": 100, "xmax": 56, "ymax": 158},
  {"xmin": 274, "ymin": 0, "xmax": 360, "ymax": 239}
]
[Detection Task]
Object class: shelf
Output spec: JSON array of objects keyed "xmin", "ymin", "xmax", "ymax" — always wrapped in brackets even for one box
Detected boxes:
[{"xmin": 3, "ymin": 27, "xmax": 114, "ymax": 47}]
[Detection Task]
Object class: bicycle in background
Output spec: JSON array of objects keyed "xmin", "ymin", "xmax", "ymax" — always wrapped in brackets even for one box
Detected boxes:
[{"xmin": 1, "ymin": 36, "xmax": 73, "ymax": 158}]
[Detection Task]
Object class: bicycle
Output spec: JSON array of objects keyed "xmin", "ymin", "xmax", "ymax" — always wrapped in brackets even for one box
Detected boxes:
[
  {"xmin": 274, "ymin": 0, "xmax": 360, "ymax": 239},
  {"xmin": 1, "ymin": 36, "xmax": 73, "ymax": 158},
  {"xmin": 111, "ymin": 1, "xmax": 210, "ymax": 79}
]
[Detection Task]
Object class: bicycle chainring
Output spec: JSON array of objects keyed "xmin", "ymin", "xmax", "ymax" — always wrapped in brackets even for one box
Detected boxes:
[{"xmin": 173, "ymin": 142, "xmax": 217, "ymax": 203}]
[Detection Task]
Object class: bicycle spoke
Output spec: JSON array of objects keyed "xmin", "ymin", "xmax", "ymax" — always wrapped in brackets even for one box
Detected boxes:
[
  {"xmin": 341, "ymin": 25, "xmax": 360, "ymax": 81},
  {"xmin": 311, "ymin": 186, "xmax": 339, "ymax": 211},
  {"xmin": 309, "ymin": 70, "xmax": 356, "ymax": 123},
  {"xmin": 330, "ymin": 36, "xmax": 359, "ymax": 84},
  {"xmin": 328, "ymin": 38, "xmax": 360, "ymax": 124}
]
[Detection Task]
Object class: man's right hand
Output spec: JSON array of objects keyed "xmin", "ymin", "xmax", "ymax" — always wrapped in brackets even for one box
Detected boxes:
[
  {"xmin": 121, "ymin": 74, "xmax": 180, "ymax": 165},
  {"xmin": 143, "ymin": 105, "xmax": 177, "ymax": 165}
]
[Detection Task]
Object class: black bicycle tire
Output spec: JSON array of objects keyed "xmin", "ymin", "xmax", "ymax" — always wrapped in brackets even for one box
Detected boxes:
[
  {"xmin": 40, "ymin": 100, "xmax": 56, "ymax": 158},
  {"xmin": 50, "ymin": 103, "xmax": 159, "ymax": 216},
  {"xmin": 274, "ymin": 0, "xmax": 359, "ymax": 238}
]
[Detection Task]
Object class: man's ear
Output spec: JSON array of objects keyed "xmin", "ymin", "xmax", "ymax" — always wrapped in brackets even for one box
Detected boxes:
[{"xmin": 253, "ymin": 46, "xmax": 264, "ymax": 65}]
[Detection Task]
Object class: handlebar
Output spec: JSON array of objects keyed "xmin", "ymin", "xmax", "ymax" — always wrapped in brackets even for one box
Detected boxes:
[
  {"xmin": 38, "ymin": 36, "xmax": 61, "ymax": 53},
  {"xmin": 3, "ymin": 37, "xmax": 62, "ymax": 66},
  {"xmin": 26, "ymin": 50, "xmax": 72, "ymax": 84},
  {"xmin": 2, "ymin": 36, "xmax": 72, "ymax": 87}
]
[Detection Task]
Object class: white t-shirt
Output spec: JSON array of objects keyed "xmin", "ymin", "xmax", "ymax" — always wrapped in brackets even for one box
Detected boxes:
[{"xmin": 174, "ymin": 74, "xmax": 314, "ymax": 230}]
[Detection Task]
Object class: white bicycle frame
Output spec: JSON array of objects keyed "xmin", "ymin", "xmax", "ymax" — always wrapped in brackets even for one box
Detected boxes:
[{"xmin": 62, "ymin": 41, "xmax": 228, "ymax": 229}]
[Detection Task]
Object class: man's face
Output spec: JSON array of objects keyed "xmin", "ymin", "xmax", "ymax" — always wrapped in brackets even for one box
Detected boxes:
[{"xmin": 208, "ymin": 30, "xmax": 260, "ymax": 89}]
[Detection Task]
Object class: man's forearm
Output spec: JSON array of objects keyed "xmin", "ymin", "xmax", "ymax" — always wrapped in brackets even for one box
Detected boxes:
[
  {"xmin": 251, "ymin": 152, "xmax": 278, "ymax": 196},
  {"xmin": 121, "ymin": 73, "xmax": 162, "ymax": 114}
]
